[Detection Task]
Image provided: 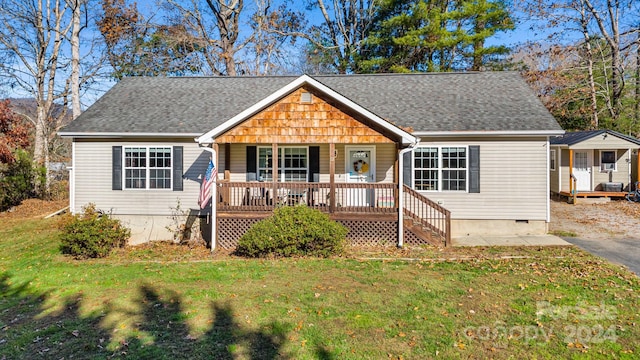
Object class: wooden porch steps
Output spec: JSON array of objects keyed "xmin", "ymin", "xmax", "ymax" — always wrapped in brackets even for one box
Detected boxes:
[{"xmin": 403, "ymin": 218, "xmax": 445, "ymax": 247}]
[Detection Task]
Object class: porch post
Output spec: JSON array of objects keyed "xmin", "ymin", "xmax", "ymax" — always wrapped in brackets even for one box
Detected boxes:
[
  {"xmin": 272, "ymin": 143, "xmax": 278, "ymax": 202},
  {"xmin": 568, "ymin": 149, "xmax": 574, "ymax": 194},
  {"xmin": 637, "ymin": 148, "xmax": 640, "ymax": 187},
  {"xmin": 329, "ymin": 143, "xmax": 336, "ymax": 213}
]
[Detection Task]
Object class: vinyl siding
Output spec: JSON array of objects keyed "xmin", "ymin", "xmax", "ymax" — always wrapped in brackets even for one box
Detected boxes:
[
  {"xmin": 569, "ymin": 135, "xmax": 640, "ymax": 150},
  {"xmin": 557, "ymin": 148, "xmax": 634, "ymax": 192},
  {"xmin": 74, "ymin": 139, "xmax": 208, "ymax": 215},
  {"xmin": 550, "ymin": 148, "xmax": 560, "ymax": 193},
  {"xmin": 415, "ymin": 137, "xmax": 548, "ymax": 221},
  {"xmin": 593, "ymin": 149, "xmax": 633, "ymax": 189}
]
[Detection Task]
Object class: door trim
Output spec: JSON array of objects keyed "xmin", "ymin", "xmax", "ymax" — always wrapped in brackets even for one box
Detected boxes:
[
  {"xmin": 573, "ymin": 150, "xmax": 592, "ymax": 191},
  {"xmin": 344, "ymin": 145, "xmax": 376, "ymax": 182}
]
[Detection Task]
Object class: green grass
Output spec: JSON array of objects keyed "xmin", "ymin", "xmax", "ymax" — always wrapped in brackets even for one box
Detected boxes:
[
  {"xmin": 0, "ymin": 218, "xmax": 639, "ymax": 359},
  {"xmin": 549, "ymin": 229, "xmax": 578, "ymax": 237}
]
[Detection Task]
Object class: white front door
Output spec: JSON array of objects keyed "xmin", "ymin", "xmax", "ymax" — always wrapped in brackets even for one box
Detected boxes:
[
  {"xmin": 574, "ymin": 150, "xmax": 592, "ymax": 191},
  {"xmin": 345, "ymin": 146, "xmax": 375, "ymax": 206}
]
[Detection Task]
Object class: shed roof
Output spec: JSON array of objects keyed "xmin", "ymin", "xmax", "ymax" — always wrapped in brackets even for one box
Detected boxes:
[{"xmin": 60, "ymin": 72, "xmax": 562, "ymax": 137}]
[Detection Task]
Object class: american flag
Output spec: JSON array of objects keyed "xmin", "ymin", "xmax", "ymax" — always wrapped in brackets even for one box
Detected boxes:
[{"xmin": 198, "ymin": 159, "xmax": 217, "ymax": 209}]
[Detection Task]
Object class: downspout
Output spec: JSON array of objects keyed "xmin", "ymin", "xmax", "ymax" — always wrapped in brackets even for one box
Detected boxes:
[
  {"xmin": 200, "ymin": 145, "xmax": 217, "ymax": 252},
  {"xmin": 546, "ymin": 139, "xmax": 550, "ymax": 225},
  {"xmin": 397, "ymin": 138, "xmax": 421, "ymax": 248},
  {"xmin": 69, "ymin": 140, "xmax": 76, "ymax": 214}
]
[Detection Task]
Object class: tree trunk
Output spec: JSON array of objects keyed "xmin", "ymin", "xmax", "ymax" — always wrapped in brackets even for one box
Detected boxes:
[
  {"xmin": 70, "ymin": 0, "xmax": 81, "ymax": 120},
  {"xmin": 635, "ymin": 35, "xmax": 639, "ymax": 135},
  {"xmin": 580, "ymin": 3, "xmax": 599, "ymax": 129}
]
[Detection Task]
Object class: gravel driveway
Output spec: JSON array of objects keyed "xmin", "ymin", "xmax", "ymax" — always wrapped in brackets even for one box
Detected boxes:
[{"xmin": 550, "ymin": 198, "xmax": 640, "ymax": 275}]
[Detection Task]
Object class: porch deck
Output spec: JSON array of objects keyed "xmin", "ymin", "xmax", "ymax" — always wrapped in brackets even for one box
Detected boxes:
[
  {"xmin": 558, "ymin": 190, "xmax": 627, "ymax": 199},
  {"xmin": 214, "ymin": 181, "xmax": 451, "ymax": 249}
]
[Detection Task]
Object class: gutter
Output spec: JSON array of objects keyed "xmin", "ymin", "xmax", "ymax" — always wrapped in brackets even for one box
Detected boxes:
[
  {"xmin": 58, "ymin": 132, "xmax": 202, "ymax": 138},
  {"xmin": 412, "ymin": 130, "xmax": 565, "ymax": 137},
  {"xmin": 397, "ymin": 137, "xmax": 421, "ymax": 248}
]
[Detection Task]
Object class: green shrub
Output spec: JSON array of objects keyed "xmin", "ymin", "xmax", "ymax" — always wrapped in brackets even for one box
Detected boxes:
[
  {"xmin": 59, "ymin": 204, "xmax": 130, "ymax": 259},
  {"xmin": 235, "ymin": 205, "xmax": 348, "ymax": 258},
  {"xmin": 0, "ymin": 149, "xmax": 45, "ymax": 211}
]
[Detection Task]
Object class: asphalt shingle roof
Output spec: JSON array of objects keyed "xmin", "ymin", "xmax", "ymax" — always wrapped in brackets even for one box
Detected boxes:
[{"xmin": 60, "ymin": 72, "xmax": 561, "ymax": 136}]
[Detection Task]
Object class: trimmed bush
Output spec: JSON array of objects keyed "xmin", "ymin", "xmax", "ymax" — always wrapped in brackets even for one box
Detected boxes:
[
  {"xmin": 59, "ymin": 204, "xmax": 130, "ymax": 259},
  {"xmin": 235, "ymin": 205, "xmax": 348, "ymax": 258}
]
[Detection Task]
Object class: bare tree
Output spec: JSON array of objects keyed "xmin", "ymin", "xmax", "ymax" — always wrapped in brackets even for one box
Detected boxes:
[
  {"xmin": 246, "ymin": 0, "xmax": 304, "ymax": 75},
  {"xmin": 305, "ymin": 0, "xmax": 377, "ymax": 74},
  {"xmin": 68, "ymin": 0, "xmax": 84, "ymax": 120},
  {"xmin": 0, "ymin": 0, "xmax": 72, "ymax": 177},
  {"xmin": 516, "ymin": 0, "xmax": 639, "ymax": 128},
  {"xmin": 164, "ymin": 0, "xmax": 251, "ymax": 75},
  {"xmin": 0, "ymin": 0, "xmax": 100, "ymax": 192}
]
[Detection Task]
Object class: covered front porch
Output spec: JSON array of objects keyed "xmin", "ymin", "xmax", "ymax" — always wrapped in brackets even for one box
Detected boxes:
[
  {"xmin": 213, "ymin": 179, "xmax": 450, "ymax": 249},
  {"xmin": 194, "ymin": 78, "xmax": 451, "ymax": 249}
]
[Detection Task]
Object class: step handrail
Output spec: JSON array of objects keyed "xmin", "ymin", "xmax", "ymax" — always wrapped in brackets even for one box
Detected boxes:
[{"xmin": 402, "ymin": 185, "xmax": 451, "ymax": 246}]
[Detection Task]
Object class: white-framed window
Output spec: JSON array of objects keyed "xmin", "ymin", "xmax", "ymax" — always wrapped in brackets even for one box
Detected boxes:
[
  {"xmin": 258, "ymin": 146, "xmax": 308, "ymax": 182},
  {"xmin": 414, "ymin": 146, "xmax": 467, "ymax": 191},
  {"xmin": 124, "ymin": 146, "xmax": 172, "ymax": 189},
  {"xmin": 600, "ymin": 150, "xmax": 617, "ymax": 172},
  {"xmin": 258, "ymin": 147, "xmax": 274, "ymax": 181},
  {"xmin": 550, "ymin": 149, "xmax": 556, "ymax": 171}
]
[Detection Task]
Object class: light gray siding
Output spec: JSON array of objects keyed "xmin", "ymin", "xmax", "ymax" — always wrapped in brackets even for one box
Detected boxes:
[
  {"xmin": 73, "ymin": 139, "xmax": 208, "ymax": 215},
  {"xmin": 416, "ymin": 137, "xmax": 548, "ymax": 221},
  {"xmin": 550, "ymin": 147, "xmax": 560, "ymax": 193},
  {"xmin": 593, "ymin": 149, "xmax": 633, "ymax": 190},
  {"xmin": 557, "ymin": 148, "xmax": 635, "ymax": 192},
  {"xmin": 569, "ymin": 134, "xmax": 639, "ymax": 150}
]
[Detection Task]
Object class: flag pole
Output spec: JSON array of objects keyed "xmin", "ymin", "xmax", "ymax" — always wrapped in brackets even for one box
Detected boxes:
[{"xmin": 200, "ymin": 147, "xmax": 217, "ymax": 252}]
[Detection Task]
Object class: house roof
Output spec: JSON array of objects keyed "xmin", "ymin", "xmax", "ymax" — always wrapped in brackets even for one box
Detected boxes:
[
  {"xmin": 59, "ymin": 72, "xmax": 562, "ymax": 138},
  {"xmin": 195, "ymin": 74, "xmax": 417, "ymax": 145},
  {"xmin": 550, "ymin": 130, "xmax": 640, "ymax": 146}
]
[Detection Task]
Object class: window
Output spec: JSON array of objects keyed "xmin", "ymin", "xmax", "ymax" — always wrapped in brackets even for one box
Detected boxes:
[
  {"xmin": 258, "ymin": 147, "xmax": 274, "ymax": 181},
  {"xmin": 414, "ymin": 146, "xmax": 467, "ymax": 191},
  {"xmin": 257, "ymin": 146, "xmax": 308, "ymax": 182},
  {"xmin": 550, "ymin": 149, "xmax": 556, "ymax": 171},
  {"xmin": 600, "ymin": 150, "xmax": 616, "ymax": 171},
  {"xmin": 414, "ymin": 147, "xmax": 438, "ymax": 190},
  {"xmin": 124, "ymin": 146, "xmax": 172, "ymax": 189}
]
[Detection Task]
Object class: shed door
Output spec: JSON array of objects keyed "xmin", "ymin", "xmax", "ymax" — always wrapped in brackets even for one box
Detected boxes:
[{"xmin": 574, "ymin": 150, "xmax": 592, "ymax": 191}]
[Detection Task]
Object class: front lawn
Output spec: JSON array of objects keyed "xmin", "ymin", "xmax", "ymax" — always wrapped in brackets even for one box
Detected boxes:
[{"xmin": 0, "ymin": 216, "xmax": 638, "ymax": 359}]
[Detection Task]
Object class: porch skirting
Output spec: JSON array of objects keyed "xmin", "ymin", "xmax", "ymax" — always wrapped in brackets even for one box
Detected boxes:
[{"xmin": 216, "ymin": 215, "xmax": 433, "ymax": 249}]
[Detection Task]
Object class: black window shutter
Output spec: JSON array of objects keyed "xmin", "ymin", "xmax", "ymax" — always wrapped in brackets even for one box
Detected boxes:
[
  {"xmin": 173, "ymin": 146, "xmax": 183, "ymax": 191},
  {"xmin": 246, "ymin": 146, "xmax": 257, "ymax": 181},
  {"xmin": 309, "ymin": 146, "xmax": 320, "ymax": 182},
  {"xmin": 469, "ymin": 145, "xmax": 480, "ymax": 193},
  {"xmin": 112, "ymin": 146, "xmax": 122, "ymax": 190},
  {"xmin": 403, "ymin": 150, "xmax": 412, "ymax": 187}
]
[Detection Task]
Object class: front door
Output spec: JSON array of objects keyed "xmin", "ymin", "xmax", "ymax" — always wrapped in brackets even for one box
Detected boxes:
[
  {"xmin": 574, "ymin": 150, "xmax": 592, "ymax": 191},
  {"xmin": 345, "ymin": 146, "xmax": 375, "ymax": 206}
]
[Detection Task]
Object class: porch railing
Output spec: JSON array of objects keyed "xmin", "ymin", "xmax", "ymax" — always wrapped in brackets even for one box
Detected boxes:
[
  {"xmin": 403, "ymin": 185, "xmax": 451, "ymax": 245},
  {"xmin": 217, "ymin": 181, "xmax": 397, "ymax": 214}
]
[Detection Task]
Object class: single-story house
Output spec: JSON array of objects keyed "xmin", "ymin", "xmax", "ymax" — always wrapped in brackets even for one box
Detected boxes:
[
  {"xmin": 550, "ymin": 130, "xmax": 640, "ymax": 200},
  {"xmin": 59, "ymin": 72, "xmax": 564, "ymax": 249}
]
